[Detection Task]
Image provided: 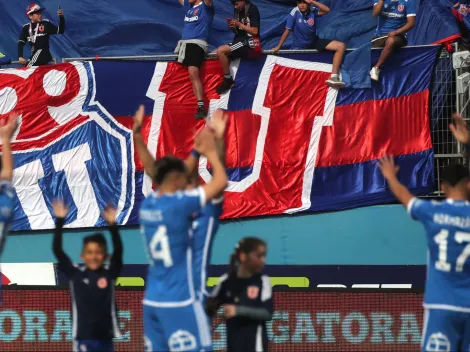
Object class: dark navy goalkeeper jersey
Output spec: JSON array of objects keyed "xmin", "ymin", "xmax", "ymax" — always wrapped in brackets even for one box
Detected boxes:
[{"xmin": 53, "ymin": 218, "xmax": 123, "ymax": 340}]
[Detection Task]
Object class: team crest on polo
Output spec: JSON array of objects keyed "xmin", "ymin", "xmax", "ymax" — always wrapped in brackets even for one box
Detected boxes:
[
  {"xmin": 0, "ymin": 62, "xmax": 135, "ymax": 231},
  {"xmin": 194, "ymin": 8, "xmax": 199, "ymax": 15},
  {"xmin": 38, "ymin": 25, "xmax": 45, "ymax": 32},
  {"xmin": 307, "ymin": 18, "xmax": 314, "ymax": 26},
  {"xmin": 398, "ymin": 4, "xmax": 404, "ymax": 12}
]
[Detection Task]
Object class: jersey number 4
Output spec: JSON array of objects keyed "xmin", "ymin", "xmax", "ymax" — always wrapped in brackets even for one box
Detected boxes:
[
  {"xmin": 434, "ymin": 230, "xmax": 470, "ymax": 272},
  {"xmin": 149, "ymin": 225, "xmax": 174, "ymax": 267}
]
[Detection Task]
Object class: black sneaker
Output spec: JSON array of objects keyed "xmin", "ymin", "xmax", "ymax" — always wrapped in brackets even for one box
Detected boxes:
[
  {"xmin": 194, "ymin": 105, "xmax": 207, "ymax": 120},
  {"xmin": 216, "ymin": 77, "xmax": 235, "ymax": 94}
]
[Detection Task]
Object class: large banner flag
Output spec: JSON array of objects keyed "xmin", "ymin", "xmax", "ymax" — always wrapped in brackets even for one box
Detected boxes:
[{"xmin": 0, "ymin": 46, "xmax": 439, "ymax": 230}]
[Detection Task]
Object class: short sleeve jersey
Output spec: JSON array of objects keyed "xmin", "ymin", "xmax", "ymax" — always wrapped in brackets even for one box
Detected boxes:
[
  {"xmin": 181, "ymin": 0, "xmax": 214, "ymax": 41},
  {"xmin": 374, "ymin": 0, "xmax": 417, "ymax": 35},
  {"xmin": 408, "ymin": 198, "xmax": 470, "ymax": 311},
  {"xmin": 140, "ymin": 187, "xmax": 206, "ymax": 306},
  {"xmin": 286, "ymin": 6, "xmax": 319, "ymax": 49}
]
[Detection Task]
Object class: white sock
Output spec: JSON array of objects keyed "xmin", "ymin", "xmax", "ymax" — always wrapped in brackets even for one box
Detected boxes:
[{"xmin": 331, "ymin": 74, "xmax": 338, "ymax": 78}]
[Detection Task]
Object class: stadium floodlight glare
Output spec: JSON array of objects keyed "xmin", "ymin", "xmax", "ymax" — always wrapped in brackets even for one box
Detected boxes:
[
  {"xmin": 457, "ymin": 72, "xmax": 470, "ymax": 94},
  {"xmin": 453, "ymin": 51, "xmax": 470, "ymax": 69}
]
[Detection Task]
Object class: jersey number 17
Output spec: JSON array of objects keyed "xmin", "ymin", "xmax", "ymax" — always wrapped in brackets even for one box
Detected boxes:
[{"xmin": 434, "ymin": 230, "xmax": 470, "ymax": 272}]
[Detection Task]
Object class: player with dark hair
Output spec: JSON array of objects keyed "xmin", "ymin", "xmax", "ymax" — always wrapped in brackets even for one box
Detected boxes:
[
  {"xmin": 134, "ymin": 104, "xmax": 228, "ymax": 351},
  {"xmin": 175, "ymin": 0, "xmax": 214, "ymax": 120},
  {"xmin": 215, "ymin": 0, "xmax": 262, "ymax": 94},
  {"xmin": 52, "ymin": 201, "xmax": 123, "ymax": 352},
  {"xmin": 378, "ymin": 115, "xmax": 470, "ymax": 351},
  {"xmin": 0, "ymin": 113, "xmax": 19, "ymax": 258},
  {"xmin": 272, "ymin": 0, "xmax": 346, "ymax": 89},
  {"xmin": 207, "ymin": 237, "xmax": 273, "ymax": 352},
  {"xmin": 18, "ymin": 3, "xmax": 65, "ymax": 67}
]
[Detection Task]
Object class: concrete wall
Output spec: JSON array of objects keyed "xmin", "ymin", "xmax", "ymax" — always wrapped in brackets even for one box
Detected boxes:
[{"xmin": 3, "ymin": 204, "xmax": 426, "ymax": 265}]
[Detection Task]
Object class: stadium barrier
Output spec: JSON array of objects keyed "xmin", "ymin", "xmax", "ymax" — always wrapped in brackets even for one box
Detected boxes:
[{"xmin": 0, "ymin": 286, "xmax": 424, "ymax": 352}]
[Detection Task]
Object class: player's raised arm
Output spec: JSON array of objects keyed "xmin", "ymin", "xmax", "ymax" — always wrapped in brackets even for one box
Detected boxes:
[
  {"xmin": 52, "ymin": 200, "xmax": 75, "ymax": 277},
  {"xmin": 377, "ymin": 156, "xmax": 414, "ymax": 208},
  {"xmin": 196, "ymin": 127, "xmax": 228, "ymax": 202},
  {"xmin": 133, "ymin": 105, "xmax": 156, "ymax": 179},
  {"xmin": 103, "ymin": 204, "xmax": 123, "ymax": 279},
  {"xmin": 0, "ymin": 112, "xmax": 19, "ymax": 182}
]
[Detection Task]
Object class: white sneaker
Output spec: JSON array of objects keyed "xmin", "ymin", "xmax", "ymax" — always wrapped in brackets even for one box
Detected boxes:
[{"xmin": 370, "ymin": 67, "xmax": 380, "ymax": 82}]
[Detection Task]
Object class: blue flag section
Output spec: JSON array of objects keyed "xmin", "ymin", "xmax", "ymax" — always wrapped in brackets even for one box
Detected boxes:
[
  {"xmin": 0, "ymin": 0, "xmax": 462, "ymax": 60},
  {"xmin": 341, "ymin": 42, "xmax": 372, "ymax": 89}
]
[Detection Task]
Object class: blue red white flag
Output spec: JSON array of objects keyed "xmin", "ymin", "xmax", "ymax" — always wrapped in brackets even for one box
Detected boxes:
[{"xmin": 0, "ymin": 46, "xmax": 439, "ymax": 230}]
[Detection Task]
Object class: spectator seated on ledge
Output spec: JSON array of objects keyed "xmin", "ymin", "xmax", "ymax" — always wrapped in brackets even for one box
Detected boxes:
[
  {"xmin": 175, "ymin": 0, "xmax": 214, "ymax": 120},
  {"xmin": 370, "ymin": 0, "xmax": 416, "ymax": 82},
  {"xmin": 273, "ymin": 0, "xmax": 346, "ymax": 89},
  {"xmin": 216, "ymin": 0, "xmax": 262, "ymax": 94}
]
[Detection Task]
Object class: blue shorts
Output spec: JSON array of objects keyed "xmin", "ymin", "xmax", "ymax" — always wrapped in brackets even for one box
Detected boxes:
[
  {"xmin": 143, "ymin": 301, "xmax": 212, "ymax": 352},
  {"xmin": 422, "ymin": 308, "xmax": 470, "ymax": 352},
  {"xmin": 74, "ymin": 340, "xmax": 114, "ymax": 352}
]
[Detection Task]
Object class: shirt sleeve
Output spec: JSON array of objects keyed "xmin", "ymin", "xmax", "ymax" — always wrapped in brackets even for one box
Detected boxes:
[
  {"xmin": 407, "ymin": 198, "xmax": 434, "ymax": 222},
  {"xmin": 18, "ymin": 26, "xmax": 28, "ymax": 57},
  {"xmin": 250, "ymin": 6, "xmax": 261, "ymax": 29},
  {"xmin": 206, "ymin": 274, "xmax": 229, "ymax": 316},
  {"xmin": 52, "ymin": 217, "xmax": 77, "ymax": 278},
  {"xmin": 180, "ymin": 187, "xmax": 206, "ymax": 214},
  {"xmin": 311, "ymin": 6, "xmax": 320, "ymax": 15},
  {"xmin": 286, "ymin": 10, "xmax": 295, "ymax": 30},
  {"xmin": 406, "ymin": 0, "xmax": 417, "ymax": 16}
]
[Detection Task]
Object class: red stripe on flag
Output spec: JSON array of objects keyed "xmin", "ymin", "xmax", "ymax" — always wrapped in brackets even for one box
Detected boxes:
[{"xmin": 316, "ymin": 90, "xmax": 432, "ymax": 167}]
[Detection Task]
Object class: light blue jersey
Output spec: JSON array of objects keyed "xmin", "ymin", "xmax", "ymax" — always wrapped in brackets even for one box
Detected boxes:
[
  {"xmin": 140, "ymin": 187, "xmax": 206, "ymax": 307},
  {"xmin": 192, "ymin": 197, "xmax": 223, "ymax": 300},
  {"xmin": 181, "ymin": 0, "xmax": 214, "ymax": 41},
  {"xmin": 374, "ymin": 0, "xmax": 416, "ymax": 36},
  {"xmin": 0, "ymin": 181, "xmax": 14, "ymax": 255},
  {"xmin": 408, "ymin": 198, "xmax": 470, "ymax": 311}
]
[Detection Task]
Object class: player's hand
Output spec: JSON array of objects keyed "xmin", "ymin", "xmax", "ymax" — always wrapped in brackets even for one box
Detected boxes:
[
  {"xmin": 195, "ymin": 126, "xmax": 216, "ymax": 155},
  {"xmin": 0, "ymin": 112, "xmax": 19, "ymax": 141},
  {"xmin": 388, "ymin": 31, "xmax": 398, "ymax": 37},
  {"xmin": 133, "ymin": 104, "xmax": 145, "ymax": 135},
  {"xmin": 377, "ymin": 155, "xmax": 400, "ymax": 180},
  {"xmin": 223, "ymin": 304, "xmax": 236, "ymax": 319},
  {"xmin": 52, "ymin": 200, "xmax": 69, "ymax": 218},
  {"xmin": 102, "ymin": 204, "xmax": 117, "ymax": 225},
  {"xmin": 208, "ymin": 109, "xmax": 228, "ymax": 139},
  {"xmin": 450, "ymin": 113, "xmax": 470, "ymax": 144},
  {"xmin": 58, "ymin": 9, "xmax": 64, "ymax": 16},
  {"xmin": 272, "ymin": 45, "xmax": 281, "ymax": 54},
  {"xmin": 18, "ymin": 57, "xmax": 27, "ymax": 65}
]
